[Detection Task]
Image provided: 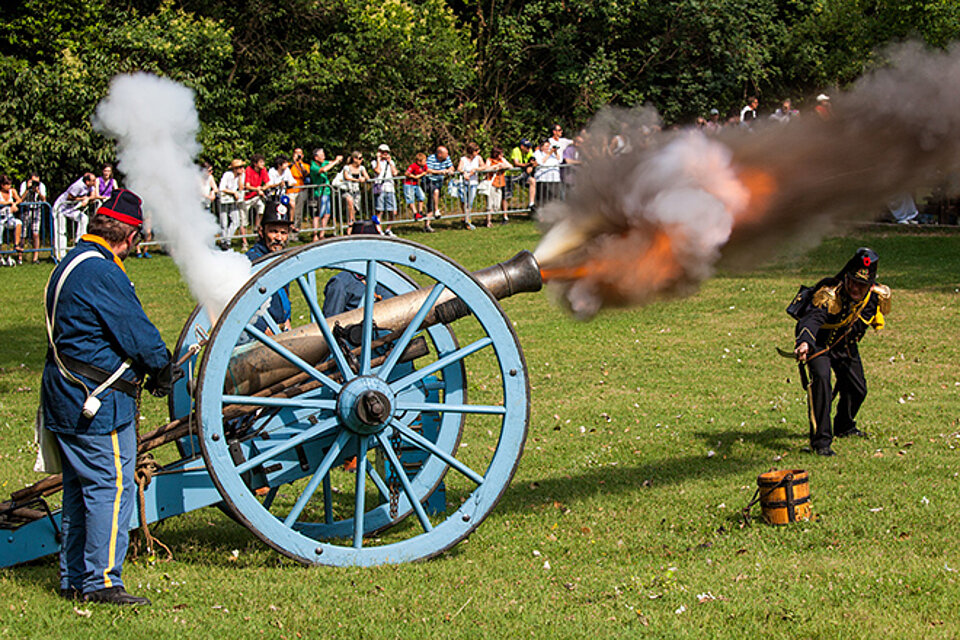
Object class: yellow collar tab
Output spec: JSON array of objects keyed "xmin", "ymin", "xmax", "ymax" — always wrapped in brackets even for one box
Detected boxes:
[{"xmin": 80, "ymin": 234, "xmax": 126, "ymax": 273}]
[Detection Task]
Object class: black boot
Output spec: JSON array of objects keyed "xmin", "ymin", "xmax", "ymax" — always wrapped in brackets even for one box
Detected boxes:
[
  {"xmin": 83, "ymin": 586, "xmax": 151, "ymax": 606},
  {"xmin": 59, "ymin": 587, "xmax": 82, "ymax": 601}
]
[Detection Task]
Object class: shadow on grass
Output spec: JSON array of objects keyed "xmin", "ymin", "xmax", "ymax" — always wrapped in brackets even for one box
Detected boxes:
[{"xmin": 497, "ymin": 427, "xmax": 802, "ymax": 514}]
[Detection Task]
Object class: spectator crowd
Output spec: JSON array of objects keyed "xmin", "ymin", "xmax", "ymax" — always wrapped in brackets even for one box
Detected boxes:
[
  {"xmin": 0, "ymin": 124, "xmax": 593, "ymax": 263},
  {"xmin": 1, "ymin": 105, "xmax": 952, "ymax": 265}
]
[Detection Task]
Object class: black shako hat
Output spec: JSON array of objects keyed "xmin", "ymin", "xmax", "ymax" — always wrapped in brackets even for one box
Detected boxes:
[
  {"xmin": 261, "ymin": 200, "xmax": 294, "ymax": 226},
  {"xmin": 97, "ymin": 189, "xmax": 143, "ymax": 227},
  {"xmin": 842, "ymin": 247, "xmax": 879, "ymax": 284}
]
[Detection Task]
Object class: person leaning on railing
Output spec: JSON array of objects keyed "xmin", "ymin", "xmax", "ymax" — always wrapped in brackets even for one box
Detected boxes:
[
  {"xmin": 482, "ymin": 147, "xmax": 512, "ymax": 227},
  {"xmin": 508, "ymin": 139, "xmax": 537, "ymax": 212},
  {"xmin": 403, "ymin": 152, "xmax": 433, "ymax": 233},
  {"xmin": 424, "ymin": 145, "xmax": 454, "ymax": 218},
  {"xmin": 457, "ymin": 141, "xmax": 486, "ymax": 230},
  {"xmin": 310, "ymin": 148, "xmax": 342, "ymax": 240},
  {"xmin": 338, "ymin": 151, "xmax": 368, "ymax": 228},
  {"xmin": 0, "ymin": 174, "xmax": 24, "ymax": 265},
  {"xmin": 217, "ymin": 159, "xmax": 245, "ymax": 250}
]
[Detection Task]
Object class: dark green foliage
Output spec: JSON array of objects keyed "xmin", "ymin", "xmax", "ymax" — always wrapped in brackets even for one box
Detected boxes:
[{"xmin": 1, "ymin": 0, "xmax": 958, "ymax": 193}]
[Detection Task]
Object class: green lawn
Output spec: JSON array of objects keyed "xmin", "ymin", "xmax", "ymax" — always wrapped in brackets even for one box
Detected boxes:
[{"xmin": 1, "ymin": 222, "xmax": 959, "ymax": 638}]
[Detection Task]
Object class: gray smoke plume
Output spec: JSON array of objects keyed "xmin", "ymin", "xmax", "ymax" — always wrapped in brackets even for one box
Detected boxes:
[
  {"xmin": 93, "ymin": 73, "xmax": 251, "ymax": 318},
  {"xmin": 536, "ymin": 42, "xmax": 960, "ymax": 318}
]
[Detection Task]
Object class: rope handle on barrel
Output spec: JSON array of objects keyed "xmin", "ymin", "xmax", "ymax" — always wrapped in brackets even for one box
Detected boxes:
[{"xmin": 741, "ymin": 473, "xmax": 794, "ymax": 526}]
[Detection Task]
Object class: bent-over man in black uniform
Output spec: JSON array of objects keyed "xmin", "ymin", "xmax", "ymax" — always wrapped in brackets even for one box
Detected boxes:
[{"xmin": 792, "ymin": 247, "xmax": 891, "ymax": 456}]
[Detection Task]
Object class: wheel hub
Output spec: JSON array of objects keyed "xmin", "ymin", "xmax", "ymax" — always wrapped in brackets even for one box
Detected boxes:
[{"xmin": 336, "ymin": 376, "xmax": 395, "ymax": 434}]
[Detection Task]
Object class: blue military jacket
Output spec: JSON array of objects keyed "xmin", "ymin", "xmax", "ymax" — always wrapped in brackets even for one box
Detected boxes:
[
  {"xmin": 41, "ymin": 237, "xmax": 169, "ymax": 434},
  {"xmin": 322, "ymin": 271, "xmax": 392, "ymax": 317},
  {"xmin": 246, "ymin": 240, "xmax": 291, "ymax": 331}
]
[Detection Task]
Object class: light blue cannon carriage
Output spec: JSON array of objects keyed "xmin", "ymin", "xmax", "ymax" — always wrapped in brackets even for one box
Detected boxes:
[{"xmin": 1, "ymin": 237, "xmax": 540, "ymax": 568}]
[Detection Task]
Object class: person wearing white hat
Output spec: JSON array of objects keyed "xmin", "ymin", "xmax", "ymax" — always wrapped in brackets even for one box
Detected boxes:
[
  {"xmin": 371, "ymin": 144, "xmax": 399, "ymax": 233},
  {"xmin": 815, "ymin": 94, "xmax": 832, "ymax": 120}
]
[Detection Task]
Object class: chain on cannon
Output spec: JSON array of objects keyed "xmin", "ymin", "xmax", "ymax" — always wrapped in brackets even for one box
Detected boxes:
[{"xmin": 1, "ymin": 238, "xmax": 542, "ymax": 568}]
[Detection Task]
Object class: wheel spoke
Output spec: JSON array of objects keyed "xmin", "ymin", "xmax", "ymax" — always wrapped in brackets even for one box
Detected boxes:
[
  {"xmin": 392, "ymin": 421, "xmax": 485, "ymax": 485},
  {"xmin": 235, "ymin": 415, "xmax": 338, "ymax": 474},
  {"xmin": 295, "ymin": 274, "xmax": 354, "ymax": 381},
  {"xmin": 376, "ymin": 431, "xmax": 434, "ymax": 534},
  {"xmin": 394, "ymin": 401, "xmax": 506, "ymax": 416},
  {"xmin": 259, "ymin": 309, "xmax": 282, "ymax": 336},
  {"xmin": 322, "ymin": 475, "xmax": 333, "ymax": 524},
  {"xmin": 360, "ymin": 260, "xmax": 378, "ymax": 375},
  {"xmin": 377, "ymin": 282, "xmax": 446, "ymax": 380},
  {"xmin": 366, "ymin": 462, "xmax": 390, "ymax": 502},
  {"xmin": 352, "ymin": 435, "xmax": 369, "ymax": 548},
  {"xmin": 222, "ymin": 394, "xmax": 336, "ymax": 411},
  {"xmin": 283, "ymin": 430, "xmax": 350, "ymax": 527},
  {"xmin": 389, "ymin": 337, "xmax": 492, "ymax": 394},
  {"xmin": 261, "ymin": 486, "xmax": 278, "ymax": 510},
  {"xmin": 243, "ymin": 323, "xmax": 343, "ymax": 393}
]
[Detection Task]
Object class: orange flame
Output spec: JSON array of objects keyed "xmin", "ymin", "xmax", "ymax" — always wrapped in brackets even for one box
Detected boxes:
[
  {"xmin": 540, "ymin": 229, "xmax": 683, "ymax": 302},
  {"xmin": 537, "ymin": 166, "xmax": 778, "ymax": 307},
  {"xmin": 734, "ymin": 166, "xmax": 777, "ymax": 225}
]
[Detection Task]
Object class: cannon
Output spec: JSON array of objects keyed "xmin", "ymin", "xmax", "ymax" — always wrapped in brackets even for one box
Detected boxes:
[{"xmin": 0, "ymin": 237, "xmax": 541, "ymax": 567}]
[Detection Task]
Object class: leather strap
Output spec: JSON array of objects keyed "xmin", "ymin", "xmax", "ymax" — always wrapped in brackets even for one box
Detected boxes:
[{"xmin": 58, "ymin": 353, "xmax": 140, "ymax": 398}]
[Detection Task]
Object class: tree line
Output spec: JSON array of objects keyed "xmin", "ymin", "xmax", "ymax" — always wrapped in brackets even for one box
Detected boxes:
[{"xmin": 1, "ymin": 0, "xmax": 957, "ymax": 190}]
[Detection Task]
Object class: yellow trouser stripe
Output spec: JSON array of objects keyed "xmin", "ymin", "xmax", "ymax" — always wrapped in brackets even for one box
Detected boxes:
[{"xmin": 104, "ymin": 430, "xmax": 123, "ymax": 588}]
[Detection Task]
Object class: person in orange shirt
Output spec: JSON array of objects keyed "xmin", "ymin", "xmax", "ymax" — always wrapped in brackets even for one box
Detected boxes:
[{"xmin": 288, "ymin": 147, "xmax": 311, "ymax": 233}]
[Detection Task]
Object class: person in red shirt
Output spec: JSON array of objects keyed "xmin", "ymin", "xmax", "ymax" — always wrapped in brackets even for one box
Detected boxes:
[
  {"xmin": 243, "ymin": 154, "xmax": 276, "ymax": 236},
  {"xmin": 403, "ymin": 153, "xmax": 433, "ymax": 232}
]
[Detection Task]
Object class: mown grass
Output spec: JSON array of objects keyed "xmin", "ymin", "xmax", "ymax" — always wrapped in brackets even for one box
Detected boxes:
[{"xmin": 1, "ymin": 222, "xmax": 959, "ymax": 639}]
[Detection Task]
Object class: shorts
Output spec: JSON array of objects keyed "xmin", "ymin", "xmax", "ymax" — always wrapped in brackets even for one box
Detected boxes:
[
  {"xmin": 489, "ymin": 186, "xmax": 504, "ymax": 211},
  {"xmin": 374, "ymin": 191, "xmax": 397, "ymax": 212},
  {"xmin": 1, "ymin": 207, "xmax": 22, "ymax": 230},
  {"xmin": 422, "ymin": 176, "xmax": 444, "ymax": 195},
  {"xmin": 242, "ymin": 196, "xmax": 264, "ymax": 227},
  {"xmin": 20, "ymin": 203, "xmax": 44, "ymax": 235},
  {"xmin": 317, "ymin": 193, "xmax": 331, "ymax": 219},
  {"xmin": 403, "ymin": 184, "xmax": 425, "ymax": 204}
]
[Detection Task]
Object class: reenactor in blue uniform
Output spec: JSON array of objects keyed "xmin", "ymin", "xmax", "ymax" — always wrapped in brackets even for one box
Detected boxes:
[
  {"xmin": 791, "ymin": 247, "xmax": 891, "ymax": 456},
  {"xmin": 246, "ymin": 199, "xmax": 294, "ymax": 334},
  {"xmin": 41, "ymin": 189, "xmax": 180, "ymax": 605}
]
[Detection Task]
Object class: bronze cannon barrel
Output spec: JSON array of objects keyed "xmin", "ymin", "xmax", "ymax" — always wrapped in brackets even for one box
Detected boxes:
[{"xmin": 224, "ymin": 250, "xmax": 543, "ymax": 395}]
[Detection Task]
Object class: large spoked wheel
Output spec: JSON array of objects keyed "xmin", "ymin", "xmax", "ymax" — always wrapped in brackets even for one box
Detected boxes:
[{"xmin": 195, "ymin": 237, "xmax": 529, "ymax": 566}]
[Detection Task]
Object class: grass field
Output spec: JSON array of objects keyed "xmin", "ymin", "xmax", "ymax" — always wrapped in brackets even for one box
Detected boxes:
[{"xmin": 1, "ymin": 221, "xmax": 959, "ymax": 639}]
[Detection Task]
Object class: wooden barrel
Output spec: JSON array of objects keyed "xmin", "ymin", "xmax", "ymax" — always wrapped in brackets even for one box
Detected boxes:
[{"xmin": 757, "ymin": 469, "xmax": 811, "ymax": 525}]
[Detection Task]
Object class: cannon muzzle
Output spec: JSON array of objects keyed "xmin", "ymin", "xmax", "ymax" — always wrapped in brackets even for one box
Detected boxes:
[{"xmin": 225, "ymin": 250, "xmax": 542, "ymax": 395}]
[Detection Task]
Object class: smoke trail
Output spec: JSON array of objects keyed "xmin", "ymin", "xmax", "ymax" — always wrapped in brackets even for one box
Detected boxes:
[
  {"xmin": 535, "ymin": 42, "xmax": 960, "ymax": 318},
  {"xmin": 93, "ymin": 73, "xmax": 251, "ymax": 318}
]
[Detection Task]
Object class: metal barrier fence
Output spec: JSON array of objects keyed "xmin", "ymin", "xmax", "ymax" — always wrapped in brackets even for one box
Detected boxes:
[
  {"xmin": 0, "ymin": 168, "xmax": 573, "ymax": 261},
  {"xmin": 248, "ymin": 166, "xmax": 573, "ymax": 238}
]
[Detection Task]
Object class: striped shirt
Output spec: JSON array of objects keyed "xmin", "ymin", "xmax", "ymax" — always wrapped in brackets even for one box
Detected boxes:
[{"xmin": 426, "ymin": 154, "xmax": 453, "ymax": 174}]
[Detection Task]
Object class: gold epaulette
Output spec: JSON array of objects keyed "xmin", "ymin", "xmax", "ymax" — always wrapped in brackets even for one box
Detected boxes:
[
  {"xmin": 811, "ymin": 284, "xmax": 840, "ymax": 314},
  {"xmin": 871, "ymin": 283, "xmax": 891, "ymax": 314}
]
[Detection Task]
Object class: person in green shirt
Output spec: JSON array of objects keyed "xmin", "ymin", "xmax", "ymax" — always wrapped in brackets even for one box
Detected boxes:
[
  {"xmin": 309, "ymin": 148, "xmax": 342, "ymax": 240},
  {"xmin": 508, "ymin": 139, "xmax": 537, "ymax": 211}
]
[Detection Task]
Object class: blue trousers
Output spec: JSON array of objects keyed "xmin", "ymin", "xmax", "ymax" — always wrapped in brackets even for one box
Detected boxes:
[{"xmin": 56, "ymin": 423, "xmax": 136, "ymax": 593}]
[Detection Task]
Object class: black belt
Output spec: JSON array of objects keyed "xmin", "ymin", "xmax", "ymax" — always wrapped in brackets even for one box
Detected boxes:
[{"xmin": 57, "ymin": 353, "xmax": 141, "ymax": 398}]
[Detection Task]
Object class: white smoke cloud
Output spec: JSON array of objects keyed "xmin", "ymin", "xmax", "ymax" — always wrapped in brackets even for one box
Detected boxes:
[{"xmin": 92, "ymin": 72, "xmax": 251, "ymax": 318}]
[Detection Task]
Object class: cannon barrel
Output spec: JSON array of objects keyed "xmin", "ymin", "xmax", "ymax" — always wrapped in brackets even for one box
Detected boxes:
[{"xmin": 225, "ymin": 250, "xmax": 542, "ymax": 395}]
